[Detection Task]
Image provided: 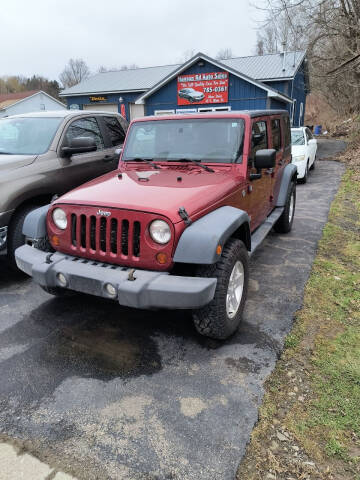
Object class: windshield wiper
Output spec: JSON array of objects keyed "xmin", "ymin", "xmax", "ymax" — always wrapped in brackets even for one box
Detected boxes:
[
  {"xmin": 129, "ymin": 157, "xmax": 161, "ymax": 169},
  {"xmin": 177, "ymin": 158, "xmax": 214, "ymax": 172}
]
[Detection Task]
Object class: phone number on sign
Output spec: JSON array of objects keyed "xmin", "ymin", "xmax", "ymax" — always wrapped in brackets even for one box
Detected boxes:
[{"xmin": 203, "ymin": 86, "xmax": 228, "ymax": 93}]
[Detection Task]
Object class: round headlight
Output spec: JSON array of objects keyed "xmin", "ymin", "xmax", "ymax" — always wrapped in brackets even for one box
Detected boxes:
[
  {"xmin": 52, "ymin": 208, "xmax": 67, "ymax": 230},
  {"xmin": 149, "ymin": 220, "xmax": 171, "ymax": 244}
]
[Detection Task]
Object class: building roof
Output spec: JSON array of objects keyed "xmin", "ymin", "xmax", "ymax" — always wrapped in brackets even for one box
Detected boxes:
[
  {"xmin": 136, "ymin": 53, "xmax": 293, "ymax": 105},
  {"xmin": 0, "ymin": 90, "xmax": 39, "ymax": 109},
  {"xmin": 5, "ymin": 109, "xmax": 120, "ymax": 119},
  {"xmin": 60, "ymin": 51, "xmax": 306, "ymax": 97},
  {"xmin": 224, "ymin": 51, "xmax": 306, "ymax": 81},
  {"xmin": 0, "ymin": 90, "xmax": 65, "ymax": 111}
]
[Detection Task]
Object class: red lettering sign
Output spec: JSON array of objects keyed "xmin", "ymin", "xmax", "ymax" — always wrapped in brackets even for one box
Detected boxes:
[{"xmin": 177, "ymin": 71, "xmax": 229, "ymax": 106}]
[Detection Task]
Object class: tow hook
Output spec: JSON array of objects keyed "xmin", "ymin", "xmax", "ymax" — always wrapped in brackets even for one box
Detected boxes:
[
  {"xmin": 45, "ymin": 253, "xmax": 54, "ymax": 264},
  {"xmin": 178, "ymin": 207, "xmax": 192, "ymax": 225},
  {"xmin": 128, "ymin": 268, "xmax": 136, "ymax": 281}
]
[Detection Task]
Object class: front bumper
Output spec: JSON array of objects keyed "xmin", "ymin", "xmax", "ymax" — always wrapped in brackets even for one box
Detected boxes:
[{"xmin": 15, "ymin": 245, "xmax": 217, "ymax": 310}]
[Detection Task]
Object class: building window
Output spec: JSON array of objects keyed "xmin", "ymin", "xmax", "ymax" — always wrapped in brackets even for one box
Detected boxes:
[
  {"xmin": 299, "ymin": 102, "xmax": 304, "ymax": 126},
  {"xmin": 176, "ymin": 108, "xmax": 197, "ymax": 114},
  {"xmin": 154, "ymin": 110, "xmax": 175, "ymax": 115}
]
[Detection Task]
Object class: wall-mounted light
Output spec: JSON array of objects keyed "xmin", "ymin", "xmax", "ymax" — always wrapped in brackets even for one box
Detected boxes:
[
  {"xmin": 118, "ymin": 96, "xmax": 124, "ymax": 103},
  {"xmin": 198, "ymin": 61, "xmax": 204, "ymax": 67}
]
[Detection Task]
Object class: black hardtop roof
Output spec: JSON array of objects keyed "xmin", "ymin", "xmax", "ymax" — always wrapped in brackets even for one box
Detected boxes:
[{"xmin": 238, "ymin": 109, "xmax": 289, "ymax": 118}]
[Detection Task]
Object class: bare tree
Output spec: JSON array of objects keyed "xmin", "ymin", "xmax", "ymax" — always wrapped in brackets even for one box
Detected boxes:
[
  {"xmin": 119, "ymin": 64, "xmax": 139, "ymax": 70},
  {"xmin": 180, "ymin": 49, "xmax": 196, "ymax": 62},
  {"xmin": 59, "ymin": 58, "xmax": 90, "ymax": 88},
  {"xmin": 215, "ymin": 48, "xmax": 234, "ymax": 60},
  {"xmin": 255, "ymin": 0, "xmax": 360, "ymax": 114}
]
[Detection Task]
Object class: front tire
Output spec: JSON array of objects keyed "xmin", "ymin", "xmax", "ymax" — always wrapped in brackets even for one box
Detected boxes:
[
  {"xmin": 192, "ymin": 238, "xmax": 249, "ymax": 340},
  {"xmin": 7, "ymin": 205, "xmax": 38, "ymax": 269},
  {"xmin": 274, "ymin": 181, "xmax": 296, "ymax": 233},
  {"xmin": 299, "ymin": 162, "xmax": 309, "ymax": 184}
]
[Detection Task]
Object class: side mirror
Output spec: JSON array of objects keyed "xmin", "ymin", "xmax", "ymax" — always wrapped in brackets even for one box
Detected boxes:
[
  {"xmin": 308, "ymin": 138, "xmax": 316, "ymax": 145},
  {"xmin": 254, "ymin": 149, "xmax": 276, "ymax": 170},
  {"xmin": 115, "ymin": 147, "xmax": 123, "ymax": 157},
  {"xmin": 61, "ymin": 136, "xmax": 97, "ymax": 157}
]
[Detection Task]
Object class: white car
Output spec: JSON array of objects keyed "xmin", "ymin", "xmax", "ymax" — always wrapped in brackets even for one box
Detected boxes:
[{"xmin": 291, "ymin": 127, "xmax": 317, "ymax": 183}]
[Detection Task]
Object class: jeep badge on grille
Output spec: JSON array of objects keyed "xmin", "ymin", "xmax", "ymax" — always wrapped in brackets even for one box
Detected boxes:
[{"xmin": 96, "ymin": 209, "xmax": 111, "ymax": 217}]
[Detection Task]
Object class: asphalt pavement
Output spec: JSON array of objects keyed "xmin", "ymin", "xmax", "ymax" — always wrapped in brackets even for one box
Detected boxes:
[{"xmin": 0, "ymin": 140, "xmax": 346, "ymax": 480}]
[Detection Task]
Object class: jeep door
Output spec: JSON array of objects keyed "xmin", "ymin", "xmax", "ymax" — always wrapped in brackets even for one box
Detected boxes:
[
  {"xmin": 58, "ymin": 115, "xmax": 123, "ymax": 192},
  {"xmin": 270, "ymin": 116, "xmax": 289, "ymax": 203},
  {"xmin": 247, "ymin": 119, "xmax": 273, "ymax": 230}
]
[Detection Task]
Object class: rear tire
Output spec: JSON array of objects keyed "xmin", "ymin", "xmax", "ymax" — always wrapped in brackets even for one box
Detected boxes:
[
  {"xmin": 299, "ymin": 162, "xmax": 309, "ymax": 184},
  {"xmin": 274, "ymin": 181, "xmax": 296, "ymax": 233},
  {"xmin": 7, "ymin": 205, "xmax": 38, "ymax": 269},
  {"xmin": 192, "ymin": 238, "xmax": 249, "ymax": 340}
]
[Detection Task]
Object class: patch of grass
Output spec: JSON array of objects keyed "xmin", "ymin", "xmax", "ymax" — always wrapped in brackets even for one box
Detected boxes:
[{"xmin": 237, "ymin": 150, "xmax": 360, "ymax": 480}]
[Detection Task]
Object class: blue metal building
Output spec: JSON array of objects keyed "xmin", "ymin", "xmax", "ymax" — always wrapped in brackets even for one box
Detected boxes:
[{"xmin": 60, "ymin": 51, "xmax": 308, "ymax": 126}]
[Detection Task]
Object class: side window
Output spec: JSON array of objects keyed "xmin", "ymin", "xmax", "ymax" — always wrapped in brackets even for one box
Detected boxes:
[
  {"xmin": 65, "ymin": 117, "xmax": 104, "ymax": 151},
  {"xmin": 103, "ymin": 116, "xmax": 126, "ymax": 146},
  {"xmin": 283, "ymin": 116, "xmax": 291, "ymax": 148},
  {"xmin": 251, "ymin": 121, "xmax": 268, "ymax": 162},
  {"xmin": 271, "ymin": 119, "xmax": 282, "ymax": 151},
  {"xmin": 306, "ymin": 128, "xmax": 313, "ymax": 140}
]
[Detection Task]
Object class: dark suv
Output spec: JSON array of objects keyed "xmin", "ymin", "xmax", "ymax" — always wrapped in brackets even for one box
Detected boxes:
[
  {"xmin": 0, "ymin": 110, "xmax": 127, "ymax": 265},
  {"xmin": 16, "ymin": 110, "xmax": 296, "ymax": 340}
]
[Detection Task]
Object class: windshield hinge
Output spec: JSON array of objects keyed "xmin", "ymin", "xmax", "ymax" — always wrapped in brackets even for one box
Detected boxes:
[{"xmin": 178, "ymin": 207, "xmax": 192, "ymax": 226}]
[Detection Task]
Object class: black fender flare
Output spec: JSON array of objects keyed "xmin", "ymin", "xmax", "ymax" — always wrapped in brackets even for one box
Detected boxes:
[
  {"xmin": 22, "ymin": 204, "xmax": 50, "ymax": 239},
  {"xmin": 276, "ymin": 163, "xmax": 297, "ymax": 207},
  {"xmin": 173, "ymin": 206, "xmax": 250, "ymax": 265}
]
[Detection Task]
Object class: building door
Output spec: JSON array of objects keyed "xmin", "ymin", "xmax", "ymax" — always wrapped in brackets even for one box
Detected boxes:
[
  {"xmin": 130, "ymin": 103, "xmax": 145, "ymax": 120},
  {"xmin": 83, "ymin": 104, "xmax": 118, "ymax": 112}
]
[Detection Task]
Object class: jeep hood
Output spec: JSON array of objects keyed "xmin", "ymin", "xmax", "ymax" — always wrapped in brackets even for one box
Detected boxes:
[
  {"xmin": 56, "ymin": 166, "xmax": 244, "ymax": 223},
  {"xmin": 0, "ymin": 154, "xmax": 37, "ymax": 172}
]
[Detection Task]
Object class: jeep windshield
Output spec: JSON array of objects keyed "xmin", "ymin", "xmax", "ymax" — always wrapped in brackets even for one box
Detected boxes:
[
  {"xmin": 123, "ymin": 118, "xmax": 245, "ymax": 164},
  {"xmin": 0, "ymin": 117, "xmax": 62, "ymax": 155}
]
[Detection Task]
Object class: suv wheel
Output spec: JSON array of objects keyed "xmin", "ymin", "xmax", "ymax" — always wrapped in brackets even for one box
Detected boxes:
[
  {"xmin": 310, "ymin": 156, "xmax": 316, "ymax": 170},
  {"xmin": 274, "ymin": 182, "xmax": 296, "ymax": 234},
  {"xmin": 7, "ymin": 205, "xmax": 38, "ymax": 269},
  {"xmin": 192, "ymin": 238, "xmax": 249, "ymax": 340},
  {"xmin": 300, "ymin": 162, "xmax": 309, "ymax": 184}
]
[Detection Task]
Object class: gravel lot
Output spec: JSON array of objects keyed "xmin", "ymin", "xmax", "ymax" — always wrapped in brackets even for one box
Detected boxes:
[{"xmin": 0, "ymin": 140, "xmax": 346, "ymax": 480}]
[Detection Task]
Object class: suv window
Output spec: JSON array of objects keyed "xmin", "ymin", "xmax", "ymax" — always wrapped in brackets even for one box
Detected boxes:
[
  {"xmin": 103, "ymin": 116, "xmax": 126, "ymax": 146},
  {"xmin": 65, "ymin": 117, "xmax": 104, "ymax": 150},
  {"xmin": 271, "ymin": 119, "xmax": 282, "ymax": 151},
  {"xmin": 251, "ymin": 121, "xmax": 268, "ymax": 161},
  {"xmin": 283, "ymin": 116, "xmax": 291, "ymax": 148}
]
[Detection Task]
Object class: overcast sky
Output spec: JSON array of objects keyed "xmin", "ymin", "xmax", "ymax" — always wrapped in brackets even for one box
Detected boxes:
[{"xmin": 1, "ymin": 0, "xmax": 264, "ymax": 82}]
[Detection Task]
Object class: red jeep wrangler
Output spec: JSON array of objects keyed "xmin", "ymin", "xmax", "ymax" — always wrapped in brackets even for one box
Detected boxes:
[{"xmin": 15, "ymin": 111, "xmax": 297, "ymax": 340}]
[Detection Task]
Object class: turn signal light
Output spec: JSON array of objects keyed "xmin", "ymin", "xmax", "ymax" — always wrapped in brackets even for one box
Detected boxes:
[
  {"xmin": 216, "ymin": 244, "xmax": 222, "ymax": 255},
  {"xmin": 156, "ymin": 252, "xmax": 168, "ymax": 264},
  {"xmin": 52, "ymin": 235, "xmax": 60, "ymax": 246}
]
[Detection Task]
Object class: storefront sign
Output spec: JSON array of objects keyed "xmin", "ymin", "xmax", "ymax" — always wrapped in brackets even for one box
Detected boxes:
[
  {"xmin": 177, "ymin": 71, "xmax": 228, "ymax": 105},
  {"xmin": 89, "ymin": 95, "xmax": 108, "ymax": 102}
]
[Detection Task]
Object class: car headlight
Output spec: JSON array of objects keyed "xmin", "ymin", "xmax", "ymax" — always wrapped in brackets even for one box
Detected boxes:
[
  {"xmin": 52, "ymin": 208, "xmax": 67, "ymax": 230},
  {"xmin": 292, "ymin": 155, "xmax": 305, "ymax": 163},
  {"xmin": 149, "ymin": 220, "xmax": 171, "ymax": 244}
]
